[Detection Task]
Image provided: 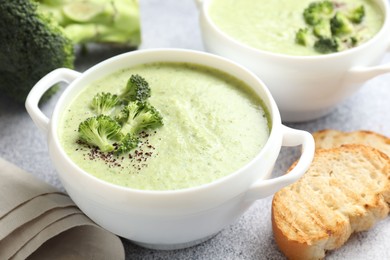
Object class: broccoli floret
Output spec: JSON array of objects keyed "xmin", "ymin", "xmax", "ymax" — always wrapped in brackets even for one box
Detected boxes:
[
  {"xmin": 347, "ymin": 5, "xmax": 365, "ymax": 24},
  {"xmin": 121, "ymin": 74, "xmax": 151, "ymax": 103},
  {"xmin": 350, "ymin": 36, "xmax": 359, "ymax": 46},
  {"xmin": 90, "ymin": 92, "xmax": 120, "ymax": 115},
  {"xmin": 132, "ymin": 104, "xmax": 163, "ymax": 133},
  {"xmin": 295, "ymin": 28, "xmax": 312, "ymax": 46},
  {"xmin": 116, "ymin": 101, "xmax": 144, "ymax": 125},
  {"xmin": 0, "ymin": 0, "xmax": 140, "ymax": 104},
  {"xmin": 303, "ymin": 0, "xmax": 334, "ymax": 25},
  {"xmin": 330, "ymin": 12, "xmax": 354, "ymax": 36},
  {"xmin": 78, "ymin": 75, "xmax": 162, "ymax": 155},
  {"xmin": 313, "ymin": 19, "xmax": 332, "ymax": 38},
  {"xmin": 115, "ymin": 133, "xmax": 139, "ymax": 155},
  {"xmin": 78, "ymin": 115, "xmax": 122, "ymax": 152},
  {"xmin": 118, "ymin": 101, "xmax": 163, "ymax": 135},
  {"xmin": 314, "ymin": 37, "xmax": 339, "ymax": 53},
  {"xmin": 335, "ymin": 35, "xmax": 361, "ymax": 52},
  {"xmin": 298, "ymin": 1, "xmax": 368, "ymax": 54}
]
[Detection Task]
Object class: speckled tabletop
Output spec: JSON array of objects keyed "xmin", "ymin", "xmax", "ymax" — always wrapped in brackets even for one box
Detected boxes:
[{"xmin": 1, "ymin": 0, "xmax": 390, "ymax": 259}]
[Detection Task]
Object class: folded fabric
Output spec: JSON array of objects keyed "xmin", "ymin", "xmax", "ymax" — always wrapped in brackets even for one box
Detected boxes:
[
  {"xmin": 0, "ymin": 193, "xmax": 75, "ymax": 240},
  {"xmin": 1, "ymin": 207, "xmax": 81, "ymax": 259},
  {"xmin": 27, "ymin": 225, "xmax": 126, "ymax": 260},
  {"xmin": 0, "ymin": 158, "xmax": 125, "ymax": 260},
  {"xmin": 0, "ymin": 158, "xmax": 59, "ymax": 218},
  {"xmin": 12, "ymin": 214, "xmax": 124, "ymax": 260}
]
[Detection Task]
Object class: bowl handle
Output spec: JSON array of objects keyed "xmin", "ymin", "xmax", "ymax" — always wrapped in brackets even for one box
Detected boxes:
[
  {"xmin": 25, "ymin": 68, "xmax": 82, "ymax": 135},
  {"xmin": 346, "ymin": 45, "xmax": 390, "ymax": 84},
  {"xmin": 244, "ymin": 125, "xmax": 314, "ymax": 201},
  {"xmin": 346, "ymin": 63, "xmax": 390, "ymax": 84}
]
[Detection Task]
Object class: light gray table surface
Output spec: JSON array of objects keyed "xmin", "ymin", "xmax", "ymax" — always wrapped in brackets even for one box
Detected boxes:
[{"xmin": 1, "ymin": 0, "xmax": 390, "ymax": 259}]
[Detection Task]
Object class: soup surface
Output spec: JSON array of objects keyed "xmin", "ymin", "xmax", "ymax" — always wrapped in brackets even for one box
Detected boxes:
[
  {"xmin": 208, "ymin": 0, "xmax": 384, "ymax": 55},
  {"xmin": 59, "ymin": 62, "xmax": 270, "ymax": 191}
]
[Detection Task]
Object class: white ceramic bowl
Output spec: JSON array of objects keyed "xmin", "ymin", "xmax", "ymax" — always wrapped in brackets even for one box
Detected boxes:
[
  {"xmin": 198, "ymin": 0, "xmax": 390, "ymax": 122},
  {"xmin": 26, "ymin": 49, "xmax": 314, "ymax": 250}
]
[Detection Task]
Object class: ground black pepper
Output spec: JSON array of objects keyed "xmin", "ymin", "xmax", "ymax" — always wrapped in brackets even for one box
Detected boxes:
[{"xmin": 75, "ymin": 131, "xmax": 157, "ymax": 173}]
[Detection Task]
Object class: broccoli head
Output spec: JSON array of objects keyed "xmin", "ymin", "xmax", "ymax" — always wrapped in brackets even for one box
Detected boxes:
[
  {"xmin": 90, "ymin": 92, "xmax": 120, "ymax": 115},
  {"xmin": 0, "ymin": 0, "xmax": 74, "ymax": 103},
  {"xmin": 121, "ymin": 74, "xmax": 151, "ymax": 103},
  {"xmin": 0, "ymin": 0, "xmax": 140, "ymax": 104},
  {"xmin": 303, "ymin": 0, "xmax": 334, "ymax": 25},
  {"xmin": 314, "ymin": 37, "xmax": 339, "ymax": 54},
  {"xmin": 330, "ymin": 12, "xmax": 354, "ymax": 36},
  {"xmin": 116, "ymin": 100, "xmax": 144, "ymax": 125},
  {"xmin": 350, "ymin": 36, "xmax": 359, "ymax": 46},
  {"xmin": 78, "ymin": 115, "xmax": 122, "ymax": 152},
  {"xmin": 132, "ymin": 103, "xmax": 163, "ymax": 133},
  {"xmin": 118, "ymin": 101, "xmax": 163, "ymax": 135},
  {"xmin": 348, "ymin": 5, "xmax": 365, "ymax": 24},
  {"xmin": 295, "ymin": 28, "xmax": 312, "ymax": 46},
  {"xmin": 115, "ymin": 133, "xmax": 139, "ymax": 155},
  {"xmin": 313, "ymin": 19, "xmax": 332, "ymax": 38},
  {"xmin": 334, "ymin": 35, "xmax": 361, "ymax": 52}
]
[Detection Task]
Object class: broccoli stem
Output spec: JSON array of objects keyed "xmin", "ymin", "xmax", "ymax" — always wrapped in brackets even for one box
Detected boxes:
[{"xmin": 37, "ymin": 0, "xmax": 141, "ymax": 46}]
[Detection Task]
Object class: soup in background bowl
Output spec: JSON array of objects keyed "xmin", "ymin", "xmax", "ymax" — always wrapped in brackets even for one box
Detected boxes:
[
  {"xmin": 198, "ymin": 0, "xmax": 390, "ymax": 122},
  {"xmin": 26, "ymin": 49, "xmax": 314, "ymax": 249},
  {"xmin": 208, "ymin": 0, "xmax": 384, "ymax": 56}
]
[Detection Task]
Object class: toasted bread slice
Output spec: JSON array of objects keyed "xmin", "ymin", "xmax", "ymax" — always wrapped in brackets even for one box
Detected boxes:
[
  {"xmin": 313, "ymin": 129, "xmax": 390, "ymax": 156},
  {"xmin": 272, "ymin": 145, "xmax": 390, "ymax": 260}
]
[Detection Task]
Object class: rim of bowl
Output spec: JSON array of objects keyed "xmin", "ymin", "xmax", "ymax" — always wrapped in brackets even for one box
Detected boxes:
[
  {"xmin": 201, "ymin": 0, "xmax": 390, "ymax": 61},
  {"xmin": 51, "ymin": 48, "xmax": 282, "ymax": 196}
]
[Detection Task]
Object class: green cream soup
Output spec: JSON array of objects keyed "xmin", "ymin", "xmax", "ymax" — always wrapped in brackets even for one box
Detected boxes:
[
  {"xmin": 59, "ymin": 63, "xmax": 270, "ymax": 191},
  {"xmin": 209, "ymin": 0, "xmax": 384, "ymax": 55}
]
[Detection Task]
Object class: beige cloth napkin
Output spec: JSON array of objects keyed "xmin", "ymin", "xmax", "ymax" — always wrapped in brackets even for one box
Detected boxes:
[
  {"xmin": 1, "ymin": 194, "xmax": 75, "ymax": 240},
  {"xmin": 0, "ymin": 158, "xmax": 125, "ymax": 260},
  {"xmin": 0, "ymin": 160, "xmax": 59, "ymax": 218}
]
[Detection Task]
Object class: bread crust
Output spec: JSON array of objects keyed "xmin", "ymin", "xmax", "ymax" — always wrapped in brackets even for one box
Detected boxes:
[
  {"xmin": 313, "ymin": 129, "xmax": 390, "ymax": 157},
  {"xmin": 272, "ymin": 144, "xmax": 390, "ymax": 260}
]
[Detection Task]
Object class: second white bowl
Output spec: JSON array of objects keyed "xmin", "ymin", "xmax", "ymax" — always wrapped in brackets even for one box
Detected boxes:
[{"xmin": 198, "ymin": 0, "xmax": 390, "ymax": 122}]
